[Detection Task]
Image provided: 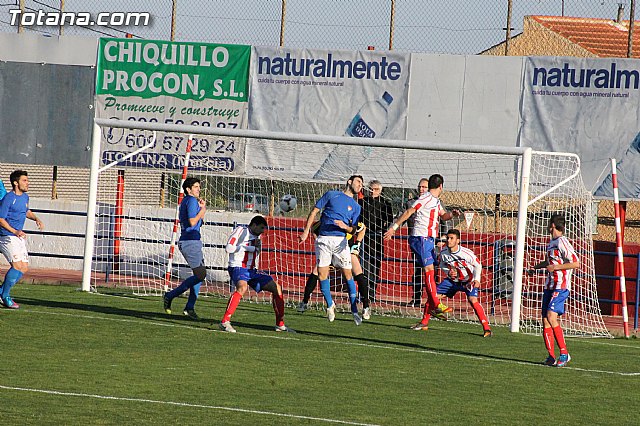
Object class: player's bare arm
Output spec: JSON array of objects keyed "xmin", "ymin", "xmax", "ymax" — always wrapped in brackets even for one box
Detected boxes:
[
  {"xmin": 440, "ymin": 209, "xmax": 461, "ymax": 221},
  {"xmin": 546, "ymin": 260, "xmax": 579, "ymax": 273},
  {"xmin": 333, "ymin": 219, "xmax": 355, "ymax": 234},
  {"xmin": 27, "ymin": 210, "xmax": 44, "ymax": 230},
  {"xmin": 383, "ymin": 207, "xmax": 416, "ymax": 240},
  {"xmin": 0, "ymin": 217, "xmax": 26, "ymax": 238},
  {"xmin": 299, "ymin": 207, "xmax": 320, "ymax": 243}
]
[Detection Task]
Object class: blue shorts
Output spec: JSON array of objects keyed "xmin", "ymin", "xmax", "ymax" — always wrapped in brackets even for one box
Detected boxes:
[
  {"xmin": 437, "ymin": 279, "xmax": 479, "ymax": 298},
  {"xmin": 409, "ymin": 236, "xmax": 437, "ymax": 268},
  {"xmin": 228, "ymin": 267, "xmax": 273, "ymax": 293},
  {"xmin": 542, "ymin": 289, "xmax": 570, "ymax": 316},
  {"xmin": 178, "ymin": 240, "xmax": 204, "ymax": 269}
]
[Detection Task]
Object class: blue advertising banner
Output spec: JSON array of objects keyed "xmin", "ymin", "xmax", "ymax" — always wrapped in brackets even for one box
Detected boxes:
[
  {"xmin": 520, "ymin": 56, "xmax": 640, "ymax": 199},
  {"xmin": 248, "ymin": 46, "xmax": 410, "ymax": 181}
]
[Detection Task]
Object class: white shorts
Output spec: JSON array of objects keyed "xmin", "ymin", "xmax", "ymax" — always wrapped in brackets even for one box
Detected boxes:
[
  {"xmin": 315, "ymin": 235, "xmax": 352, "ymax": 269},
  {"xmin": 0, "ymin": 235, "xmax": 30, "ymax": 264}
]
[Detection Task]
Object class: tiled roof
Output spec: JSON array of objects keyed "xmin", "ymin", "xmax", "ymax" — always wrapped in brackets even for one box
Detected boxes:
[{"xmin": 531, "ymin": 16, "xmax": 640, "ymax": 58}]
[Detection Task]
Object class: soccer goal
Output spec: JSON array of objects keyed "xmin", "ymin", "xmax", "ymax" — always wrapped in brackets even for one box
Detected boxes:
[{"xmin": 83, "ymin": 118, "xmax": 611, "ymax": 337}]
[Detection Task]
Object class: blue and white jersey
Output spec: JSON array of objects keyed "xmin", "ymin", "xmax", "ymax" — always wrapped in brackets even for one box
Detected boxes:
[
  {"xmin": 315, "ymin": 190, "xmax": 361, "ymax": 237},
  {"xmin": 0, "ymin": 192, "xmax": 29, "ymax": 237},
  {"xmin": 179, "ymin": 195, "xmax": 202, "ymax": 241},
  {"xmin": 438, "ymin": 245, "xmax": 482, "ymax": 284},
  {"xmin": 226, "ymin": 225, "xmax": 260, "ymax": 269}
]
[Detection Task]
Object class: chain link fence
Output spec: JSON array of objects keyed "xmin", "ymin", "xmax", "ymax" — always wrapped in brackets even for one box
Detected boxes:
[{"xmin": 1, "ymin": 1, "xmax": 636, "ymax": 55}]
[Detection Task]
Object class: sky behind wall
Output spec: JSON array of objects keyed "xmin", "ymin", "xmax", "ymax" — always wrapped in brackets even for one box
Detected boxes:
[{"xmin": 0, "ymin": 1, "xmax": 636, "ymax": 54}]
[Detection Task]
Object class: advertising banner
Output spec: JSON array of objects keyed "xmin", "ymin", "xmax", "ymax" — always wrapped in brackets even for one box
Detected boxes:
[
  {"xmin": 520, "ymin": 57, "xmax": 640, "ymax": 199},
  {"xmin": 248, "ymin": 46, "xmax": 410, "ymax": 181},
  {"xmin": 95, "ymin": 38, "xmax": 251, "ymax": 174}
]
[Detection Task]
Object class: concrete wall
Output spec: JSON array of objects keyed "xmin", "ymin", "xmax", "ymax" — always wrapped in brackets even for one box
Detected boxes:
[{"xmin": 0, "ymin": 198, "xmax": 259, "ymax": 284}]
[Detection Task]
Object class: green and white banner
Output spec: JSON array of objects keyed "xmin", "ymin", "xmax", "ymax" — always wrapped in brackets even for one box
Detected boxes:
[{"xmin": 95, "ymin": 38, "xmax": 251, "ymax": 174}]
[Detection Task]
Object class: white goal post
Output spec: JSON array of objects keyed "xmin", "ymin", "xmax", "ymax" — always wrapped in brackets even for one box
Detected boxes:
[{"xmin": 83, "ymin": 118, "xmax": 611, "ymax": 337}]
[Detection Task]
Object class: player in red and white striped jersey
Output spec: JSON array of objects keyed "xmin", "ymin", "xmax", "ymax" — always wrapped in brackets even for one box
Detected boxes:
[
  {"xmin": 531, "ymin": 215, "xmax": 579, "ymax": 367},
  {"xmin": 384, "ymin": 174, "xmax": 460, "ymax": 330},
  {"xmin": 218, "ymin": 215, "xmax": 293, "ymax": 333},
  {"xmin": 433, "ymin": 229, "xmax": 491, "ymax": 336}
]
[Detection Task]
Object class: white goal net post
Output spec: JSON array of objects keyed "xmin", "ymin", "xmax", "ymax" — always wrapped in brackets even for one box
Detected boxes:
[{"xmin": 83, "ymin": 118, "xmax": 611, "ymax": 337}]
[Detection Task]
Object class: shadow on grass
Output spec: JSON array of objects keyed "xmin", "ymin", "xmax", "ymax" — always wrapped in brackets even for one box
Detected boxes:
[
  {"xmin": 16, "ymin": 296, "xmax": 211, "ymax": 327},
  {"xmin": 17, "ymin": 294, "xmax": 539, "ymax": 366}
]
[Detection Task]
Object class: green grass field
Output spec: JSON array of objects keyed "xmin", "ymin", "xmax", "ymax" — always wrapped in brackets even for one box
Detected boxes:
[{"xmin": 1, "ymin": 284, "xmax": 639, "ymax": 425}]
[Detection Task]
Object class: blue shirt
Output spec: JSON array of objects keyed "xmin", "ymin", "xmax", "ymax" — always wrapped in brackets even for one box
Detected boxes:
[
  {"xmin": 0, "ymin": 192, "xmax": 30, "ymax": 237},
  {"xmin": 315, "ymin": 190, "xmax": 361, "ymax": 237},
  {"xmin": 179, "ymin": 195, "xmax": 202, "ymax": 241}
]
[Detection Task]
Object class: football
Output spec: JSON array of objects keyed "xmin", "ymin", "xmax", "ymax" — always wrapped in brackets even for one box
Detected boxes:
[{"xmin": 279, "ymin": 194, "xmax": 298, "ymax": 213}]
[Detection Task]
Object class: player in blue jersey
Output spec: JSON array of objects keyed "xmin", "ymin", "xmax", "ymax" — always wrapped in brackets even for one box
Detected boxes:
[
  {"xmin": 299, "ymin": 175, "xmax": 363, "ymax": 325},
  {"xmin": 0, "ymin": 170, "xmax": 44, "ymax": 309},
  {"xmin": 0, "ymin": 178, "xmax": 7, "ymax": 201},
  {"xmin": 163, "ymin": 177, "xmax": 207, "ymax": 319}
]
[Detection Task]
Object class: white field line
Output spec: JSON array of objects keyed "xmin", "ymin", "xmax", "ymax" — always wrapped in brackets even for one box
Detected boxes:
[
  {"xmin": 0, "ymin": 384, "xmax": 378, "ymax": 426},
  {"xmin": 16, "ymin": 308, "xmax": 640, "ymax": 377}
]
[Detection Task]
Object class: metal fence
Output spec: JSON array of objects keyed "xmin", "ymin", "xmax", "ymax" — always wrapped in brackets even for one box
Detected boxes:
[{"xmin": 1, "ymin": 1, "xmax": 636, "ymax": 55}]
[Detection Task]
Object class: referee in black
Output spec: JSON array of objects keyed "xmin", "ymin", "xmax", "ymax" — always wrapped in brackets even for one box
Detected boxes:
[{"xmin": 358, "ymin": 179, "xmax": 393, "ymax": 301}]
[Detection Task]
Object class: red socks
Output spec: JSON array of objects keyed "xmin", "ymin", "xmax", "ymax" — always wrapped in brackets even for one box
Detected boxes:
[
  {"xmin": 471, "ymin": 301, "xmax": 490, "ymax": 331},
  {"xmin": 424, "ymin": 269, "xmax": 439, "ymax": 308},
  {"xmin": 273, "ymin": 292, "xmax": 285, "ymax": 327},
  {"xmin": 553, "ymin": 326, "xmax": 568, "ymax": 355},
  {"xmin": 222, "ymin": 291, "xmax": 242, "ymax": 323},
  {"xmin": 543, "ymin": 327, "xmax": 555, "ymax": 357}
]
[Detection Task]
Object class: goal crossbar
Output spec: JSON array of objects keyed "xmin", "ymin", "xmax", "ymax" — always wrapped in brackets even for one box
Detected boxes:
[{"xmin": 85, "ymin": 118, "xmax": 605, "ymax": 336}]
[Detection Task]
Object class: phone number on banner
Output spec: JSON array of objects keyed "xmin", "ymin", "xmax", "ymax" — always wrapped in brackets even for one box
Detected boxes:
[{"xmin": 103, "ymin": 116, "xmax": 239, "ymax": 155}]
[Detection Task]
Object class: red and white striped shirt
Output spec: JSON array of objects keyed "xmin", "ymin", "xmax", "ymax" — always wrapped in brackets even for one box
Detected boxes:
[
  {"xmin": 410, "ymin": 192, "xmax": 446, "ymax": 238},
  {"xmin": 545, "ymin": 236, "xmax": 579, "ymax": 291},
  {"xmin": 225, "ymin": 225, "xmax": 260, "ymax": 269},
  {"xmin": 438, "ymin": 246, "xmax": 482, "ymax": 284}
]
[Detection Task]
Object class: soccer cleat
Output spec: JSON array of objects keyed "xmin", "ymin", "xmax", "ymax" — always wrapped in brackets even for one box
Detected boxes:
[
  {"xmin": 542, "ymin": 356, "xmax": 556, "ymax": 366},
  {"xmin": 297, "ymin": 302, "xmax": 308, "ymax": 313},
  {"xmin": 437, "ymin": 302, "xmax": 453, "ymax": 314},
  {"xmin": 183, "ymin": 309, "xmax": 199, "ymax": 320},
  {"xmin": 353, "ymin": 312, "xmax": 362, "ymax": 326},
  {"xmin": 410, "ymin": 322, "xmax": 429, "ymax": 331},
  {"xmin": 430, "ymin": 309, "xmax": 448, "ymax": 321},
  {"xmin": 219, "ymin": 321, "xmax": 237, "ymax": 333},
  {"xmin": 556, "ymin": 353, "xmax": 571, "ymax": 368},
  {"xmin": 275, "ymin": 324, "xmax": 296, "ymax": 333},
  {"xmin": 327, "ymin": 303, "xmax": 336, "ymax": 322},
  {"xmin": 162, "ymin": 293, "xmax": 172, "ymax": 314},
  {"xmin": 362, "ymin": 307, "xmax": 371, "ymax": 320},
  {"xmin": 2, "ymin": 296, "xmax": 19, "ymax": 309},
  {"xmin": 483, "ymin": 329, "xmax": 493, "ymax": 338}
]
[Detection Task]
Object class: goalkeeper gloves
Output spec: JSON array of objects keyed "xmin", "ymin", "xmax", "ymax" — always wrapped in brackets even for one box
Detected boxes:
[{"xmin": 350, "ymin": 242, "xmax": 361, "ymax": 256}]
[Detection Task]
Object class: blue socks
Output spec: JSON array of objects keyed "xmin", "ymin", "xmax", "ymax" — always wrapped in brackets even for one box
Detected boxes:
[
  {"xmin": 1, "ymin": 267, "xmax": 23, "ymax": 299},
  {"xmin": 166, "ymin": 274, "xmax": 201, "ymax": 307},
  {"xmin": 319, "ymin": 279, "xmax": 333, "ymax": 307},
  {"xmin": 185, "ymin": 282, "xmax": 201, "ymax": 311},
  {"xmin": 320, "ymin": 278, "xmax": 358, "ymax": 313},
  {"xmin": 346, "ymin": 278, "xmax": 358, "ymax": 313}
]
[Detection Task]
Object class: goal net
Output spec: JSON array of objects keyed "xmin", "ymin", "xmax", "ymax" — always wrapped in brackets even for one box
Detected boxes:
[{"xmin": 84, "ymin": 119, "xmax": 611, "ymax": 337}]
